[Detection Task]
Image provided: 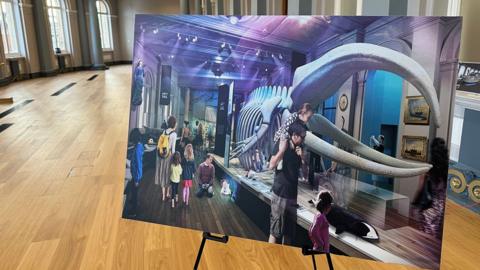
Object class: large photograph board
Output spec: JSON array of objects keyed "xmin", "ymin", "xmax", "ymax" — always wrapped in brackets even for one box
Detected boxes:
[{"xmin": 123, "ymin": 15, "xmax": 461, "ymax": 269}]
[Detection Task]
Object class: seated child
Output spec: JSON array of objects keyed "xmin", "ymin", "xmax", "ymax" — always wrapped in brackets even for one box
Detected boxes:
[{"xmin": 221, "ymin": 179, "xmax": 231, "ymax": 195}]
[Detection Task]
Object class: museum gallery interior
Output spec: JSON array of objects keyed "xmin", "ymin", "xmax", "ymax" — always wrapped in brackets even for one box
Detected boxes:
[{"xmin": 0, "ymin": 1, "xmax": 479, "ymax": 270}]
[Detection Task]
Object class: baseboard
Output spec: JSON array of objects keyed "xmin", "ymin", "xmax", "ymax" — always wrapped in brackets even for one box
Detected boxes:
[
  {"xmin": 106, "ymin": 60, "xmax": 132, "ymax": 66},
  {"xmin": 0, "ymin": 76, "xmax": 14, "ymax": 86}
]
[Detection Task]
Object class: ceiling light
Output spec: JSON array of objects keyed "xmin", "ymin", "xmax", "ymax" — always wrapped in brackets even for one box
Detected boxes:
[{"xmin": 229, "ymin": 16, "xmax": 239, "ymax": 25}]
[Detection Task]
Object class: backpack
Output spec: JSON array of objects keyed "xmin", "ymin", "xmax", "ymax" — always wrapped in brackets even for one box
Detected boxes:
[{"xmin": 158, "ymin": 130, "xmax": 174, "ymax": 159}]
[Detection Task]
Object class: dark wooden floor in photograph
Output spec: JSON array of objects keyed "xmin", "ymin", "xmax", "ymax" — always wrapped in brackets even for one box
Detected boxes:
[
  {"xmin": 0, "ymin": 66, "xmax": 478, "ymax": 270},
  {"xmin": 132, "ymin": 167, "xmax": 267, "ymax": 241}
]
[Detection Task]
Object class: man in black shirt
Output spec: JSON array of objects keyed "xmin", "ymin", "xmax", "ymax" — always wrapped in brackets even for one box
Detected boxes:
[{"xmin": 268, "ymin": 122, "xmax": 307, "ymax": 245}]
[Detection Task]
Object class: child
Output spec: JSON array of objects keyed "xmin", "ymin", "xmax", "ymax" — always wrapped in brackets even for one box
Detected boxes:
[
  {"xmin": 182, "ymin": 144, "xmax": 195, "ymax": 205},
  {"xmin": 170, "ymin": 152, "xmax": 183, "ymax": 208},
  {"xmin": 272, "ymin": 103, "xmax": 313, "ymax": 170},
  {"xmin": 220, "ymin": 179, "xmax": 231, "ymax": 195},
  {"xmin": 309, "ymin": 190, "xmax": 333, "ymax": 252}
]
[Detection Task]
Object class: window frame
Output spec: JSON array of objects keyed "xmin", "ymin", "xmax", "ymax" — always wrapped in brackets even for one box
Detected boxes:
[
  {"xmin": 0, "ymin": 0, "xmax": 22, "ymax": 58},
  {"xmin": 46, "ymin": 0, "xmax": 71, "ymax": 54},
  {"xmin": 96, "ymin": 0, "xmax": 114, "ymax": 51}
]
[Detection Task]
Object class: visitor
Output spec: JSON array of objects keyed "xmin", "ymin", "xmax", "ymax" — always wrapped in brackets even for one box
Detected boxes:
[
  {"xmin": 370, "ymin": 134, "xmax": 385, "ymax": 188},
  {"xmin": 268, "ymin": 122, "xmax": 307, "ymax": 245},
  {"xmin": 180, "ymin": 120, "xmax": 191, "ymax": 147},
  {"xmin": 196, "ymin": 154, "xmax": 215, "ymax": 198},
  {"xmin": 131, "ymin": 60, "xmax": 144, "ymax": 108},
  {"xmin": 182, "ymin": 144, "xmax": 196, "ymax": 205},
  {"xmin": 309, "ymin": 190, "xmax": 333, "ymax": 253},
  {"xmin": 155, "ymin": 115, "xmax": 178, "ymax": 201},
  {"xmin": 170, "ymin": 151, "xmax": 182, "ymax": 208},
  {"xmin": 194, "ymin": 122, "xmax": 205, "ymax": 161},
  {"xmin": 413, "ymin": 137, "xmax": 449, "ymax": 239},
  {"xmin": 370, "ymin": 134, "xmax": 385, "ymax": 153},
  {"xmin": 252, "ymin": 149, "xmax": 264, "ymax": 173},
  {"xmin": 126, "ymin": 128, "xmax": 144, "ymax": 217}
]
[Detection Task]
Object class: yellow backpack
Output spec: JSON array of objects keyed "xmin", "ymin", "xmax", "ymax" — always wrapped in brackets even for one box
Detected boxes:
[{"xmin": 157, "ymin": 130, "xmax": 173, "ymax": 158}]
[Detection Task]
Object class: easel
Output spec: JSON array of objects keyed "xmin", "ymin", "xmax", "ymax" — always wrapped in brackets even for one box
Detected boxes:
[
  {"xmin": 193, "ymin": 232, "xmax": 229, "ymax": 269},
  {"xmin": 302, "ymin": 246, "xmax": 335, "ymax": 270}
]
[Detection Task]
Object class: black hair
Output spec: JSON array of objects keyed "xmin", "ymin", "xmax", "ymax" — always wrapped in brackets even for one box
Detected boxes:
[
  {"xmin": 298, "ymin": 103, "xmax": 313, "ymax": 114},
  {"xmin": 129, "ymin": 128, "xmax": 142, "ymax": 144},
  {"xmin": 205, "ymin": 153, "xmax": 213, "ymax": 161},
  {"xmin": 184, "ymin": 120, "xmax": 189, "ymax": 125},
  {"xmin": 316, "ymin": 190, "xmax": 333, "ymax": 212},
  {"xmin": 429, "ymin": 137, "xmax": 449, "ymax": 187},
  {"xmin": 288, "ymin": 121, "xmax": 307, "ymax": 138}
]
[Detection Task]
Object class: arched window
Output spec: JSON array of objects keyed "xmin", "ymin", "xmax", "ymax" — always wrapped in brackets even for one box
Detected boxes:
[
  {"xmin": 0, "ymin": 0, "xmax": 21, "ymax": 55},
  {"xmin": 96, "ymin": 0, "xmax": 113, "ymax": 50},
  {"xmin": 46, "ymin": 0, "xmax": 70, "ymax": 52}
]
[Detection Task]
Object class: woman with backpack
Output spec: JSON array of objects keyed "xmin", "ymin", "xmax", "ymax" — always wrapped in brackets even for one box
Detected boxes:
[{"xmin": 155, "ymin": 115, "xmax": 178, "ymax": 201}]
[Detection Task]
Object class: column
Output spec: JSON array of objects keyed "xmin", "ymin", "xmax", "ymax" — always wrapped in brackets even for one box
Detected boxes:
[
  {"xmin": 184, "ymin": 88, "xmax": 191, "ymax": 121},
  {"xmin": 32, "ymin": 0, "xmax": 57, "ymax": 75},
  {"xmin": 87, "ymin": 0, "xmax": 107, "ymax": 69},
  {"xmin": 180, "ymin": 0, "xmax": 190, "ymax": 14},
  {"xmin": 76, "ymin": 0, "xmax": 91, "ymax": 67},
  {"xmin": 194, "ymin": 0, "xmax": 202, "ymax": 14}
]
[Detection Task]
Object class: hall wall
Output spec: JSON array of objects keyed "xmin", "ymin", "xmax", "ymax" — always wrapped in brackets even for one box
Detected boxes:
[{"xmin": 0, "ymin": 0, "xmax": 121, "ymax": 85}]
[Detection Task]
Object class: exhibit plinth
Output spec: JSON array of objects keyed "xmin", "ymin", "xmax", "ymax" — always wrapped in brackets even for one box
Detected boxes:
[{"xmin": 213, "ymin": 154, "xmax": 440, "ymax": 269}]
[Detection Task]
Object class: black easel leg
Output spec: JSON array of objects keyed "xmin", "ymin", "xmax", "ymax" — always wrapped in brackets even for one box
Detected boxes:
[
  {"xmin": 193, "ymin": 236, "xmax": 207, "ymax": 270},
  {"xmin": 311, "ymin": 254, "xmax": 317, "ymax": 270},
  {"xmin": 326, "ymin": 253, "xmax": 334, "ymax": 270},
  {"xmin": 193, "ymin": 232, "xmax": 229, "ymax": 270}
]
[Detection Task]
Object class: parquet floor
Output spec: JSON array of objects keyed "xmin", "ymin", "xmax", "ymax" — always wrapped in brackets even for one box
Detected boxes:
[{"xmin": 0, "ymin": 65, "xmax": 478, "ymax": 269}]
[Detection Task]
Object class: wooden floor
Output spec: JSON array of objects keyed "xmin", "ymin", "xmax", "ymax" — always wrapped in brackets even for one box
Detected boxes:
[
  {"xmin": 129, "ymin": 166, "xmax": 266, "ymax": 240},
  {"xmin": 0, "ymin": 65, "xmax": 478, "ymax": 270}
]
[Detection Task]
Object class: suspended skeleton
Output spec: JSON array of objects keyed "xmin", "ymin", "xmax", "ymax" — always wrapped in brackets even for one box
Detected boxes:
[{"xmin": 231, "ymin": 43, "xmax": 441, "ymax": 177}]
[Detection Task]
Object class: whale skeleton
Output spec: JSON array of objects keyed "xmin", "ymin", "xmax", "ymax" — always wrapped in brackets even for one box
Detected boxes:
[{"xmin": 231, "ymin": 43, "xmax": 437, "ymax": 177}]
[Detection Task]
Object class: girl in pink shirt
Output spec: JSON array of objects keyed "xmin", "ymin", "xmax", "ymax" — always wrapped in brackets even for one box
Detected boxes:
[{"xmin": 309, "ymin": 190, "xmax": 333, "ymax": 253}]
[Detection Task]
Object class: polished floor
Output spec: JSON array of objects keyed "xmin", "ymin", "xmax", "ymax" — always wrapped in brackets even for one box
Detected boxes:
[
  {"xmin": 0, "ymin": 65, "xmax": 478, "ymax": 269},
  {"xmin": 129, "ymin": 165, "xmax": 267, "ymax": 241}
]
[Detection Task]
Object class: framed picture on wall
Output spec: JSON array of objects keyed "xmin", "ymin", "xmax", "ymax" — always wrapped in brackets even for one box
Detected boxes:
[
  {"xmin": 404, "ymin": 96, "xmax": 430, "ymax": 125},
  {"xmin": 401, "ymin": 136, "xmax": 428, "ymax": 162}
]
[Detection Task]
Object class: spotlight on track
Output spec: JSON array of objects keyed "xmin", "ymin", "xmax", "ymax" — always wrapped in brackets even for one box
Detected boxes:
[
  {"xmin": 218, "ymin": 42, "xmax": 232, "ymax": 55},
  {"xmin": 229, "ymin": 15, "xmax": 241, "ymax": 25},
  {"xmin": 192, "ymin": 36, "xmax": 198, "ymax": 43},
  {"xmin": 177, "ymin": 33, "xmax": 181, "ymax": 40}
]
